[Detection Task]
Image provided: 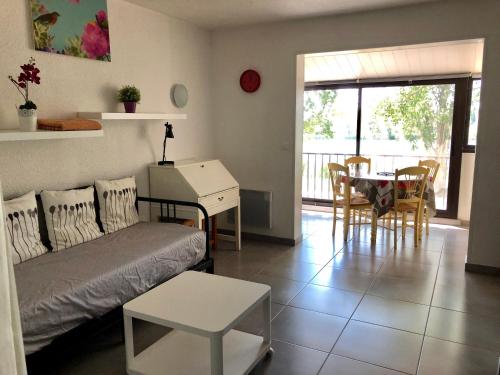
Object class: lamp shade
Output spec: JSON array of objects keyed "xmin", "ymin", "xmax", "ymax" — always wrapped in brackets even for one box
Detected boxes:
[{"xmin": 165, "ymin": 123, "xmax": 174, "ymax": 138}]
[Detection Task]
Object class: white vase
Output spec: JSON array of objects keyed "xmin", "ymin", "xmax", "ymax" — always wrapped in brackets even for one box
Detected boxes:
[{"xmin": 18, "ymin": 109, "xmax": 37, "ymax": 132}]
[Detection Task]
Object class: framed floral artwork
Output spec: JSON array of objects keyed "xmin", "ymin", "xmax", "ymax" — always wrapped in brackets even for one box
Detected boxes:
[{"xmin": 30, "ymin": 0, "xmax": 111, "ymax": 61}]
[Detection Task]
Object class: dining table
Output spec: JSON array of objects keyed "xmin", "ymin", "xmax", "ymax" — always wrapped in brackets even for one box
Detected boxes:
[{"xmin": 348, "ymin": 172, "xmax": 436, "ymax": 218}]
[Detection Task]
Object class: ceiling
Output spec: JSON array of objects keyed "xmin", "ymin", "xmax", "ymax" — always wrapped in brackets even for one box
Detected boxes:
[
  {"xmin": 305, "ymin": 40, "xmax": 484, "ymax": 83},
  {"xmin": 124, "ymin": 0, "xmax": 439, "ymax": 29}
]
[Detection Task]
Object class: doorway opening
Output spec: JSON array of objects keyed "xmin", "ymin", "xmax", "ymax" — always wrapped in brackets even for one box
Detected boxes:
[{"xmin": 301, "ymin": 40, "xmax": 483, "ymax": 219}]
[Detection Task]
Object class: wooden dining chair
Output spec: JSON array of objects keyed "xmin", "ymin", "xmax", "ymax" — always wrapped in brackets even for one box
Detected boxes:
[
  {"xmin": 328, "ymin": 163, "xmax": 377, "ymax": 242},
  {"xmin": 345, "ymin": 156, "xmax": 372, "ymax": 225},
  {"xmin": 418, "ymin": 159, "xmax": 440, "ymax": 236},
  {"xmin": 390, "ymin": 166, "xmax": 429, "ymax": 249},
  {"xmin": 344, "ymin": 156, "xmax": 371, "ymax": 175}
]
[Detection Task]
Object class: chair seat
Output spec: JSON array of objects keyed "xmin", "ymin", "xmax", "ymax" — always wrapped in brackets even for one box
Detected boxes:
[
  {"xmin": 353, "ymin": 191, "xmax": 368, "ymax": 199},
  {"xmin": 336, "ymin": 197, "xmax": 371, "ymax": 206},
  {"xmin": 390, "ymin": 203, "xmax": 419, "ymax": 212}
]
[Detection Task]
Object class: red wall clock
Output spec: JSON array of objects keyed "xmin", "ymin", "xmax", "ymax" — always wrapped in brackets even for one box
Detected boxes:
[{"xmin": 240, "ymin": 69, "xmax": 261, "ymax": 93}]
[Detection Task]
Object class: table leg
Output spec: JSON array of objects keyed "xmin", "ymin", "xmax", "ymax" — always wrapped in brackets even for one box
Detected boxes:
[
  {"xmin": 393, "ymin": 211, "xmax": 398, "ymax": 250},
  {"xmin": 210, "ymin": 335, "xmax": 224, "ymax": 375},
  {"xmin": 343, "ymin": 206, "xmax": 350, "ymax": 242},
  {"xmin": 371, "ymin": 209, "xmax": 377, "ymax": 244},
  {"xmin": 124, "ymin": 315, "xmax": 134, "ymax": 371},
  {"xmin": 235, "ymin": 201, "xmax": 241, "ymax": 251}
]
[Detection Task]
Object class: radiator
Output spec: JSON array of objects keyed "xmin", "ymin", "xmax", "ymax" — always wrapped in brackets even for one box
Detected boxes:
[{"xmin": 228, "ymin": 189, "xmax": 272, "ymax": 229}]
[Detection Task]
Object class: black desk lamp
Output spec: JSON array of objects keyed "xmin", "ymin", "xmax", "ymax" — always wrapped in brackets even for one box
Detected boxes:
[{"xmin": 158, "ymin": 122, "xmax": 175, "ymax": 166}]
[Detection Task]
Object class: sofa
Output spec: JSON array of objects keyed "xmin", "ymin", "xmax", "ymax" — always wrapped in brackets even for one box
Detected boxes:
[{"xmin": 12, "ymin": 187, "xmax": 213, "ymax": 361}]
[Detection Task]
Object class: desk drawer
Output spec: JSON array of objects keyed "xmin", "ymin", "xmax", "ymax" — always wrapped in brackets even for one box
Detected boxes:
[{"xmin": 199, "ymin": 188, "xmax": 239, "ymax": 210}]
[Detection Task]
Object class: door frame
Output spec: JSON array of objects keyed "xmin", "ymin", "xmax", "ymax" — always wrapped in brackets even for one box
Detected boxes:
[{"xmin": 304, "ymin": 77, "xmax": 473, "ymax": 218}]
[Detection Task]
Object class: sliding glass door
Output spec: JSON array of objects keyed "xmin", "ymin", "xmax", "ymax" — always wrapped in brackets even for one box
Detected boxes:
[
  {"xmin": 303, "ymin": 78, "xmax": 472, "ymax": 218},
  {"xmin": 302, "ymin": 88, "xmax": 358, "ymax": 201},
  {"xmin": 360, "ymin": 84, "xmax": 454, "ymax": 211}
]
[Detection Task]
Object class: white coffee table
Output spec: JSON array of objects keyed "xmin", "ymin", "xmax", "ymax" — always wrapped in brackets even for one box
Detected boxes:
[{"xmin": 123, "ymin": 271, "xmax": 272, "ymax": 375}]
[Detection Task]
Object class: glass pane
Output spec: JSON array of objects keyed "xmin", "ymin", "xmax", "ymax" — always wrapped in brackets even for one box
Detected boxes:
[
  {"xmin": 302, "ymin": 88, "xmax": 358, "ymax": 200},
  {"xmin": 360, "ymin": 84, "xmax": 455, "ymax": 210},
  {"xmin": 468, "ymin": 79, "xmax": 481, "ymax": 146}
]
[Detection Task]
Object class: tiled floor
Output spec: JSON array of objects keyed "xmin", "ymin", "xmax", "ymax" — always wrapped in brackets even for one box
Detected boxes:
[
  {"xmin": 216, "ymin": 211, "xmax": 500, "ymax": 375},
  {"xmin": 47, "ymin": 211, "xmax": 500, "ymax": 375}
]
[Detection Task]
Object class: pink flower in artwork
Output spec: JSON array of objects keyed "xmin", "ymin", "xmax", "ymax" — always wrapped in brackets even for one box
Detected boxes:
[
  {"xmin": 68, "ymin": 0, "xmax": 80, "ymax": 4},
  {"xmin": 96, "ymin": 10, "xmax": 107, "ymax": 24},
  {"xmin": 81, "ymin": 22, "xmax": 110, "ymax": 59}
]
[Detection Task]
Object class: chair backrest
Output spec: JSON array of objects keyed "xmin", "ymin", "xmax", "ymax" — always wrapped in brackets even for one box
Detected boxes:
[
  {"xmin": 345, "ymin": 156, "xmax": 371, "ymax": 175},
  {"xmin": 418, "ymin": 159, "xmax": 440, "ymax": 182},
  {"xmin": 328, "ymin": 163, "xmax": 350, "ymax": 204},
  {"xmin": 394, "ymin": 166, "xmax": 429, "ymax": 208}
]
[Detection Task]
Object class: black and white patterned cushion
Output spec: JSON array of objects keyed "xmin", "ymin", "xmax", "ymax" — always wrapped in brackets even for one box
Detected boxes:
[
  {"xmin": 40, "ymin": 187, "xmax": 103, "ymax": 251},
  {"xmin": 3, "ymin": 191, "xmax": 48, "ymax": 264},
  {"xmin": 95, "ymin": 177, "xmax": 139, "ymax": 234}
]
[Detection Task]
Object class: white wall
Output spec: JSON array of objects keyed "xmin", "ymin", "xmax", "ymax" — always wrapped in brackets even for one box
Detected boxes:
[
  {"xmin": 212, "ymin": 0, "xmax": 500, "ymax": 267},
  {"xmin": 458, "ymin": 153, "xmax": 475, "ymax": 222},
  {"xmin": 0, "ymin": 0, "xmax": 214, "ymax": 199}
]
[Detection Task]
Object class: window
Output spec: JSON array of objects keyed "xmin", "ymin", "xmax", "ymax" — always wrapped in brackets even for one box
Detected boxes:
[
  {"xmin": 464, "ymin": 79, "xmax": 481, "ymax": 151},
  {"xmin": 303, "ymin": 77, "xmax": 471, "ymax": 217},
  {"xmin": 302, "ymin": 88, "xmax": 358, "ymax": 201},
  {"xmin": 360, "ymin": 84, "xmax": 455, "ymax": 211}
]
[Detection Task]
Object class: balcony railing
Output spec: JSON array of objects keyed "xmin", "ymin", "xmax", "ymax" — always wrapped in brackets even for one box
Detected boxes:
[{"xmin": 302, "ymin": 152, "xmax": 450, "ymax": 210}]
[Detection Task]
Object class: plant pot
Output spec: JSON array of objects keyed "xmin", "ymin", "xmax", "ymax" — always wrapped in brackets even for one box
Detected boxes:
[
  {"xmin": 123, "ymin": 102, "xmax": 137, "ymax": 113},
  {"xmin": 18, "ymin": 109, "xmax": 37, "ymax": 132}
]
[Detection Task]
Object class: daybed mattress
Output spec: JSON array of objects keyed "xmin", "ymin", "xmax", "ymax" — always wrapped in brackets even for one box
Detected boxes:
[{"xmin": 14, "ymin": 222, "xmax": 206, "ymax": 354}]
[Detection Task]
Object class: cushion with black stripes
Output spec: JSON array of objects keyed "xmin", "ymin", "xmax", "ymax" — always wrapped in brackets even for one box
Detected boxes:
[
  {"xmin": 95, "ymin": 176, "xmax": 139, "ymax": 234},
  {"xmin": 41, "ymin": 187, "xmax": 103, "ymax": 252},
  {"xmin": 4, "ymin": 191, "xmax": 48, "ymax": 264}
]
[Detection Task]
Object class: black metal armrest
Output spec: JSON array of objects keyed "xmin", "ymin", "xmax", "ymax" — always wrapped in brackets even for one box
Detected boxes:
[{"xmin": 136, "ymin": 196, "xmax": 211, "ymax": 260}]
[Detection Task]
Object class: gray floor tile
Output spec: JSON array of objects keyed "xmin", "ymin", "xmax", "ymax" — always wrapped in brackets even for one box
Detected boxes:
[
  {"xmin": 368, "ymin": 275, "xmax": 434, "ymax": 305},
  {"xmin": 272, "ymin": 247, "xmax": 335, "ymax": 266},
  {"xmin": 352, "ymin": 295, "xmax": 429, "ymax": 334},
  {"xmin": 259, "ymin": 261, "xmax": 323, "ymax": 283},
  {"xmin": 333, "ymin": 320, "xmax": 422, "ymax": 374},
  {"xmin": 236, "ymin": 302, "xmax": 284, "ymax": 335},
  {"xmin": 272, "ymin": 306, "xmax": 347, "ymax": 352},
  {"xmin": 426, "ymin": 306, "xmax": 500, "ymax": 352},
  {"xmin": 311, "ymin": 266, "xmax": 375, "ymax": 292},
  {"xmin": 250, "ymin": 340, "xmax": 328, "ymax": 375},
  {"xmin": 432, "ymin": 283, "xmax": 500, "ymax": 318},
  {"xmin": 244, "ymin": 273, "xmax": 306, "ymax": 304},
  {"xmin": 418, "ymin": 337, "xmax": 499, "ymax": 375},
  {"xmin": 329, "ymin": 253, "xmax": 384, "ymax": 274},
  {"xmin": 319, "ymin": 354, "xmax": 405, "ymax": 375},
  {"xmin": 290, "ymin": 284, "xmax": 363, "ymax": 318},
  {"xmin": 377, "ymin": 260, "xmax": 438, "ymax": 281},
  {"xmin": 387, "ymin": 249, "xmax": 441, "ymax": 265}
]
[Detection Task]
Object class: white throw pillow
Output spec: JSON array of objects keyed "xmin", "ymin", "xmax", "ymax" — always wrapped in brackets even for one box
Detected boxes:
[
  {"xmin": 3, "ymin": 191, "xmax": 48, "ymax": 264},
  {"xmin": 41, "ymin": 187, "xmax": 103, "ymax": 251},
  {"xmin": 95, "ymin": 177, "xmax": 139, "ymax": 234}
]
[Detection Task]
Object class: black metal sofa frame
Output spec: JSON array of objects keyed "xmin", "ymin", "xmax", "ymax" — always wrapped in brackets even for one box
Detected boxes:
[{"xmin": 25, "ymin": 195, "xmax": 214, "ymax": 373}]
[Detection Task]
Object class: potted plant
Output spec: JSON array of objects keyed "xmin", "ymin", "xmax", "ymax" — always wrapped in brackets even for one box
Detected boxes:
[
  {"xmin": 8, "ymin": 57, "xmax": 41, "ymax": 131},
  {"xmin": 117, "ymin": 85, "xmax": 141, "ymax": 113}
]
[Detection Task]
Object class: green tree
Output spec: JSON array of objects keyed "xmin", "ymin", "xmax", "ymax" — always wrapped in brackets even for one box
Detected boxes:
[
  {"xmin": 375, "ymin": 85, "xmax": 454, "ymax": 157},
  {"xmin": 303, "ymin": 90, "xmax": 337, "ymax": 138}
]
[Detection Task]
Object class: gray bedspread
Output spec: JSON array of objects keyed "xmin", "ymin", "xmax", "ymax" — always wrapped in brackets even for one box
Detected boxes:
[{"xmin": 14, "ymin": 222, "xmax": 206, "ymax": 354}]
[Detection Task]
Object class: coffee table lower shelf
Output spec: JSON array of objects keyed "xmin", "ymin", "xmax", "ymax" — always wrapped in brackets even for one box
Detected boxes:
[{"xmin": 128, "ymin": 329, "xmax": 269, "ymax": 375}]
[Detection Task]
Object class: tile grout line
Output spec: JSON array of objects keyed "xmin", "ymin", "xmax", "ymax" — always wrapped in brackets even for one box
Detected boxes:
[
  {"xmin": 316, "ymin": 222, "xmax": 391, "ymax": 375},
  {"xmin": 317, "ymin": 221, "xmax": 443, "ymax": 375},
  {"xmin": 414, "ymin": 231, "xmax": 445, "ymax": 375}
]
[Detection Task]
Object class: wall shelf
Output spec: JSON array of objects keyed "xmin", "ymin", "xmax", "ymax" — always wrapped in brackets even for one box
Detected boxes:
[
  {"xmin": 0, "ymin": 129, "xmax": 104, "ymax": 142},
  {"xmin": 78, "ymin": 112, "xmax": 187, "ymax": 120}
]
